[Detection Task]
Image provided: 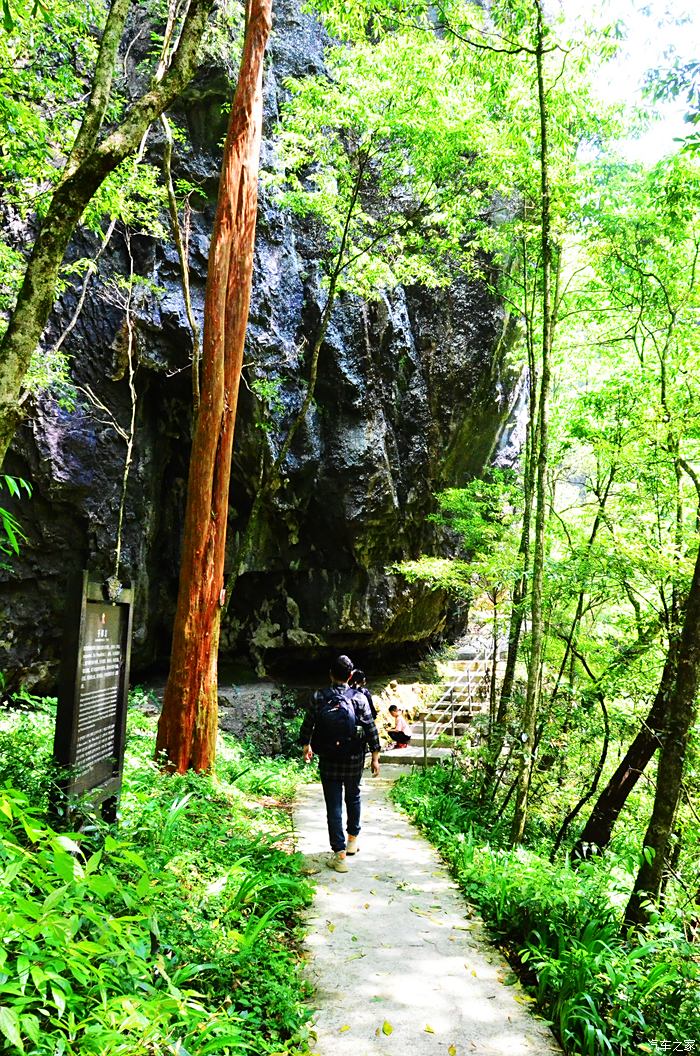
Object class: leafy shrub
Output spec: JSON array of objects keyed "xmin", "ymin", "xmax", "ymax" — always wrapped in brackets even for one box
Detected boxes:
[
  {"xmin": 0, "ymin": 704, "xmax": 315, "ymax": 1056},
  {"xmin": 0, "ymin": 705, "xmax": 58, "ymax": 809},
  {"xmin": 0, "ymin": 787, "xmax": 248, "ymax": 1055}
]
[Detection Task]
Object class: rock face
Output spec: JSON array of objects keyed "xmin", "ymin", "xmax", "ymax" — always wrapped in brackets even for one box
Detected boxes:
[{"xmin": 0, "ymin": 0, "xmax": 516, "ymax": 688}]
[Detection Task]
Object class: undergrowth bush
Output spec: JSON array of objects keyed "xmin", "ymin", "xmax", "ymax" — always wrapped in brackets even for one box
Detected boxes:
[
  {"xmin": 0, "ymin": 702, "xmax": 57, "ymax": 809},
  {"xmin": 0, "ymin": 698, "xmax": 314, "ymax": 1056},
  {"xmin": 392, "ymin": 765, "xmax": 700, "ymax": 1056}
]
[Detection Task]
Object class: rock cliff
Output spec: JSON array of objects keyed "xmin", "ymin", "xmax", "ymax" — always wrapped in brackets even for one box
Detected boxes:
[{"xmin": 0, "ymin": 0, "xmax": 516, "ymax": 687}]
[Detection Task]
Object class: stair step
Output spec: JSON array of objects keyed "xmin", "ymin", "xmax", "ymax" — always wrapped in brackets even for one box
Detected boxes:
[
  {"xmin": 379, "ymin": 747, "xmax": 453, "ymax": 766},
  {"xmin": 411, "ymin": 728, "xmax": 470, "ymax": 745},
  {"xmin": 421, "ymin": 709, "xmax": 484, "ymax": 722}
]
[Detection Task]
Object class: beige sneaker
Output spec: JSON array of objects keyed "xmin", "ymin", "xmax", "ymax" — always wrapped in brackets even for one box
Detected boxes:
[
  {"xmin": 346, "ymin": 835, "xmax": 359, "ymax": 856},
  {"xmin": 327, "ymin": 851, "xmax": 349, "ymax": 873}
]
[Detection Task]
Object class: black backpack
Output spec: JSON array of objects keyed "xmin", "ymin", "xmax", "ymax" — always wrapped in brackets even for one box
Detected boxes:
[
  {"xmin": 359, "ymin": 685, "xmax": 377, "ymax": 720},
  {"xmin": 310, "ymin": 686, "xmax": 367, "ymax": 758}
]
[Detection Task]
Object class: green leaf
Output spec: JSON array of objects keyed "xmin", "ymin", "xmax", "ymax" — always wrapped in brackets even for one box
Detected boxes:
[
  {"xmin": 0, "ymin": 1006, "xmax": 24, "ymax": 1051},
  {"xmin": 20, "ymin": 1016, "xmax": 39, "ymax": 1046},
  {"xmin": 50, "ymin": 984, "xmax": 66, "ymax": 1019}
]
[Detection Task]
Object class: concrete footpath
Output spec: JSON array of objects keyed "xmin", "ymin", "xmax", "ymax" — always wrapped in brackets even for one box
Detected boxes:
[{"xmin": 293, "ymin": 767, "xmax": 560, "ymax": 1056}]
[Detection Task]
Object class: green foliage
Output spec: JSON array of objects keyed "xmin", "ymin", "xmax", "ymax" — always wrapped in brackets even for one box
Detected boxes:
[
  {"xmin": 0, "ymin": 0, "xmax": 98, "ymax": 213},
  {"xmin": 0, "ymin": 703, "xmax": 57, "ymax": 809},
  {"xmin": 431, "ymin": 475, "xmax": 518, "ymax": 556},
  {"xmin": 391, "ymin": 556, "xmax": 473, "ymax": 597},
  {"xmin": 271, "ymin": 31, "xmax": 488, "ymax": 299},
  {"xmin": 392, "ymin": 766, "xmax": 700, "ymax": 1055},
  {"xmin": 250, "ymin": 374, "xmax": 285, "ymax": 431},
  {"xmin": 0, "ymin": 0, "xmax": 178, "ymax": 398},
  {"xmin": 0, "ymin": 704, "xmax": 314, "ymax": 1056},
  {"xmin": 648, "ymin": 59, "xmax": 700, "ymax": 154},
  {"xmin": 0, "ymin": 786, "xmax": 245, "ymax": 1054},
  {"xmin": 392, "ymin": 471, "xmax": 519, "ymax": 597},
  {"xmin": 0, "ymin": 241, "xmax": 24, "ymax": 320},
  {"xmin": 84, "ymin": 162, "xmax": 168, "ymax": 238},
  {"xmin": 0, "ymin": 475, "xmax": 31, "ymax": 566}
]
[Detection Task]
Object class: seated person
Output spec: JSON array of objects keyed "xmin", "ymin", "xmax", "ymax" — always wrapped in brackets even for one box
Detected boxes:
[{"xmin": 387, "ymin": 704, "xmax": 412, "ymax": 749}]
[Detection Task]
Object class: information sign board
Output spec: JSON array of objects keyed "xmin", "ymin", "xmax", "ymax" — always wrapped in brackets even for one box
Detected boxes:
[{"xmin": 53, "ymin": 572, "xmax": 133, "ymax": 819}]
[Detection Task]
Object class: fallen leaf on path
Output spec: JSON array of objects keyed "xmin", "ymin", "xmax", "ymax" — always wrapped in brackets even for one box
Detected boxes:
[
  {"xmin": 339, "ymin": 1025, "xmax": 351, "ymax": 1033},
  {"xmin": 448, "ymin": 1046, "xmax": 457, "ymax": 1056},
  {"xmin": 424, "ymin": 1024, "xmax": 435, "ymax": 1033},
  {"xmin": 382, "ymin": 1020, "xmax": 393, "ymax": 1035},
  {"xmin": 370, "ymin": 889, "xmax": 378, "ymax": 895},
  {"xmin": 363, "ymin": 903, "xmax": 370, "ymax": 909},
  {"xmin": 326, "ymin": 922, "xmax": 335, "ymax": 933},
  {"xmin": 502, "ymin": 972, "xmax": 519, "ymax": 985},
  {"xmin": 347, "ymin": 952, "xmax": 366, "ymax": 961}
]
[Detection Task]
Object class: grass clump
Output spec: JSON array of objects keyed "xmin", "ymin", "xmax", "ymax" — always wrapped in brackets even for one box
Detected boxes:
[
  {"xmin": 0, "ymin": 698, "xmax": 314, "ymax": 1056},
  {"xmin": 392, "ymin": 764, "xmax": 700, "ymax": 1056}
]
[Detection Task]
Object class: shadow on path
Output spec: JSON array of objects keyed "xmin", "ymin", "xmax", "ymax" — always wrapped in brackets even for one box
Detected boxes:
[{"xmin": 294, "ymin": 766, "xmax": 561, "ymax": 1056}]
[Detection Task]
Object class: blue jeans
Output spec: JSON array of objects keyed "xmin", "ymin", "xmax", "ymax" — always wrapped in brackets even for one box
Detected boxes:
[{"xmin": 320, "ymin": 775, "xmax": 361, "ymax": 852}]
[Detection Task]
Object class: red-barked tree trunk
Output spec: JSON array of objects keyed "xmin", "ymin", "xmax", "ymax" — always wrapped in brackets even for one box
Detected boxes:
[{"xmin": 156, "ymin": 0, "xmax": 272, "ymax": 772}]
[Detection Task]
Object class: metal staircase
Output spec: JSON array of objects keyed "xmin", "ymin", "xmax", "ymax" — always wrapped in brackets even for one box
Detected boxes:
[{"xmin": 381, "ymin": 636, "xmax": 507, "ymax": 766}]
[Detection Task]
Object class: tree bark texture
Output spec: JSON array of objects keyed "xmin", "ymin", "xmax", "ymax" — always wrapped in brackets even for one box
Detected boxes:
[
  {"xmin": 0, "ymin": 0, "xmax": 214, "ymax": 469},
  {"xmin": 155, "ymin": 0, "xmax": 272, "ymax": 773},
  {"xmin": 624, "ymin": 549, "xmax": 700, "ymax": 928}
]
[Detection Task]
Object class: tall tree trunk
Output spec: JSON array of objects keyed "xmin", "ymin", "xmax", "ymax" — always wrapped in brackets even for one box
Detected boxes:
[
  {"xmin": 488, "ymin": 593, "xmax": 499, "ymax": 736},
  {"xmin": 511, "ymin": 0, "xmax": 553, "ymax": 845},
  {"xmin": 479, "ymin": 264, "xmax": 537, "ymax": 801},
  {"xmin": 571, "ymin": 638, "xmax": 677, "ymax": 860},
  {"xmin": 0, "ymin": 0, "xmax": 214, "ymax": 468},
  {"xmin": 496, "ymin": 268, "xmax": 538, "ymax": 729},
  {"xmin": 625, "ymin": 545, "xmax": 700, "ymax": 928},
  {"xmin": 155, "ymin": 0, "xmax": 272, "ymax": 773}
]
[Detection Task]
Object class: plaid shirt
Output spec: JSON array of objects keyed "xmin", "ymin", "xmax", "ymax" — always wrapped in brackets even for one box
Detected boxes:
[{"xmin": 300, "ymin": 685, "xmax": 381, "ymax": 782}]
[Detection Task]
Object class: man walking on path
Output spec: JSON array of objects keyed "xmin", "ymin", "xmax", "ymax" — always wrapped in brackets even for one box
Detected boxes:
[{"xmin": 300, "ymin": 654, "xmax": 381, "ymax": 872}]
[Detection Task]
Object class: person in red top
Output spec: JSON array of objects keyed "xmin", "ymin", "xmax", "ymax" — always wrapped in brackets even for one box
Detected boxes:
[{"xmin": 387, "ymin": 704, "xmax": 412, "ymax": 749}]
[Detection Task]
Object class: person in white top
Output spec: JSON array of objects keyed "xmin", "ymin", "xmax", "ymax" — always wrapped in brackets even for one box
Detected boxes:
[{"xmin": 387, "ymin": 704, "xmax": 412, "ymax": 750}]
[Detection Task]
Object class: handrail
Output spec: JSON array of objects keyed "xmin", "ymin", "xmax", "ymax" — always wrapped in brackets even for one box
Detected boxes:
[
  {"xmin": 414, "ymin": 642, "xmax": 508, "ymax": 764},
  {"xmin": 420, "ymin": 660, "xmax": 497, "ymax": 743}
]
